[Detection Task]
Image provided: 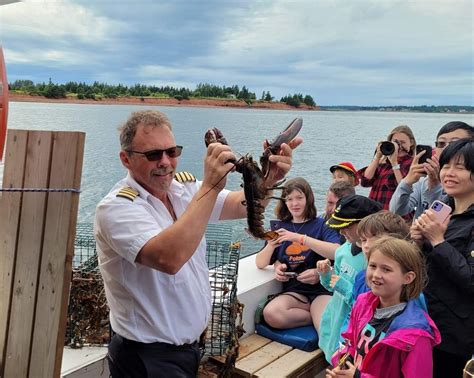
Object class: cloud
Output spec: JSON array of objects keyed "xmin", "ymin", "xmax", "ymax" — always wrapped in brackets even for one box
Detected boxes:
[
  {"xmin": 1, "ymin": 0, "xmax": 130, "ymax": 69},
  {"xmin": 0, "ymin": 0, "xmax": 472, "ymax": 105}
]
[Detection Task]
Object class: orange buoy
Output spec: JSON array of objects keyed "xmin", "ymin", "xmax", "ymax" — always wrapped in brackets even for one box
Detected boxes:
[{"xmin": 0, "ymin": 46, "xmax": 9, "ymax": 161}]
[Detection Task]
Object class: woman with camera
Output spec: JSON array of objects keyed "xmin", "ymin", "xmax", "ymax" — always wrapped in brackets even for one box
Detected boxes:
[{"xmin": 358, "ymin": 125, "xmax": 416, "ymax": 210}]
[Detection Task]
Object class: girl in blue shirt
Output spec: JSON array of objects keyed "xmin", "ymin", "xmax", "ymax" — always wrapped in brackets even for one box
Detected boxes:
[{"xmin": 255, "ymin": 177, "xmax": 340, "ymax": 333}]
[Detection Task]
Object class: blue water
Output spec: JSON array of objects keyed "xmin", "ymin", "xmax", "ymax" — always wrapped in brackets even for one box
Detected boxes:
[{"xmin": 3, "ymin": 102, "xmax": 473, "ymax": 256}]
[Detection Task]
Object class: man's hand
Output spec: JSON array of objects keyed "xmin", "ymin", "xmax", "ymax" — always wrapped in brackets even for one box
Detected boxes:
[
  {"xmin": 263, "ymin": 137, "xmax": 303, "ymax": 187},
  {"xmin": 202, "ymin": 142, "xmax": 237, "ymax": 193},
  {"xmin": 405, "ymin": 150, "xmax": 427, "ymax": 186},
  {"xmin": 424, "ymin": 155, "xmax": 441, "ymax": 190}
]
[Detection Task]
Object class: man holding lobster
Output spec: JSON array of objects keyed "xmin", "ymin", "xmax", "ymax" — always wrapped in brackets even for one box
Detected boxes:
[{"xmin": 94, "ymin": 110, "xmax": 302, "ymax": 377}]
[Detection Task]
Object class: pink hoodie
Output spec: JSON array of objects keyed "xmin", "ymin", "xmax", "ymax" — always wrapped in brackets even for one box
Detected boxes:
[{"xmin": 331, "ymin": 292, "xmax": 441, "ymax": 378}]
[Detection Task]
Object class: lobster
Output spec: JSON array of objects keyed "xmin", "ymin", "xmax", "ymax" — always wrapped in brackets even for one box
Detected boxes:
[{"xmin": 204, "ymin": 117, "xmax": 303, "ymax": 240}]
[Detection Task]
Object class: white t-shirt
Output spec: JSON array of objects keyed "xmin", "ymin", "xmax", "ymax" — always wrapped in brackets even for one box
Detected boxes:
[{"xmin": 94, "ymin": 174, "xmax": 229, "ymax": 345}]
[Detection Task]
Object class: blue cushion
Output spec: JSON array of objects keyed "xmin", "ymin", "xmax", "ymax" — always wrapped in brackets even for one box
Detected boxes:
[{"xmin": 255, "ymin": 323, "xmax": 319, "ymax": 352}]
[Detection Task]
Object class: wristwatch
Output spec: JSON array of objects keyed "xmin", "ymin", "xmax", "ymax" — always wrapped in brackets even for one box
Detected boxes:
[{"xmin": 392, "ymin": 164, "xmax": 401, "ymax": 170}]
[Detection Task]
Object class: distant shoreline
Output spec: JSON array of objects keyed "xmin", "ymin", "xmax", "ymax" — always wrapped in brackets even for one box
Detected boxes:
[{"xmin": 9, "ymin": 93, "xmax": 319, "ymax": 111}]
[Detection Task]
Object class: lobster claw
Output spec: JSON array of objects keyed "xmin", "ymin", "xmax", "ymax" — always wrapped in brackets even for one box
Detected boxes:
[
  {"xmin": 205, "ymin": 127, "xmax": 229, "ymax": 147},
  {"xmin": 260, "ymin": 117, "xmax": 303, "ymax": 178}
]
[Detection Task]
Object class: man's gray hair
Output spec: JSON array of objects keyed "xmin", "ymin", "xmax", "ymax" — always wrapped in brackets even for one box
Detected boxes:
[{"xmin": 119, "ymin": 110, "xmax": 173, "ymax": 151}]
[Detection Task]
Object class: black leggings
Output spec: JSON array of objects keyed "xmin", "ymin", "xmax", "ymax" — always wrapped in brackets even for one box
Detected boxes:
[{"xmin": 108, "ymin": 334, "xmax": 201, "ymax": 378}]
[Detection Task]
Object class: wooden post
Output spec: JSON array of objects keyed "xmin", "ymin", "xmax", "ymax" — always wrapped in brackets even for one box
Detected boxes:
[{"xmin": 0, "ymin": 129, "xmax": 85, "ymax": 378}]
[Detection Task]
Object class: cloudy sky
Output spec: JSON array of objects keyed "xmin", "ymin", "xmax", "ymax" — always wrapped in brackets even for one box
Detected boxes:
[{"xmin": 0, "ymin": 0, "xmax": 472, "ymax": 106}]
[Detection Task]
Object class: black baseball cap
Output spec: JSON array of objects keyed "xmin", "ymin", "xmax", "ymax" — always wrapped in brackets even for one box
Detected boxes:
[{"xmin": 326, "ymin": 194, "xmax": 383, "ymax": 229}]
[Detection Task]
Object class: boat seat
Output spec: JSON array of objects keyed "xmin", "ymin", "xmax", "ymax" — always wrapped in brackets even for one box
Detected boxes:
[{"xmin": 254, "ymin": 296, "xmax": 319, "ymax": 352}]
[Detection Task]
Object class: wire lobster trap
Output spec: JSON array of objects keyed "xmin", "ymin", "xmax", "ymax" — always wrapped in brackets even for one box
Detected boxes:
[
  {"xmin": 66, "ymin": 223, "xmax": 242, "ymax": 357},
  {"xmin": 204, "ymin": 231, "xmax": 241, "ymax": 356},
  {"xmin": 65, "ymin": 223, "xmax": 107, "ymax": 347}
]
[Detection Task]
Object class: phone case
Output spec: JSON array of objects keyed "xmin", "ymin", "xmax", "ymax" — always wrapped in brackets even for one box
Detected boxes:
[
  {"xmin": 430, "ymin": 200, "xmax": 452, "ymax": 223},
  {"xmin": 416, "ymin": 144, "xmax": 433, "ymax": 164}
]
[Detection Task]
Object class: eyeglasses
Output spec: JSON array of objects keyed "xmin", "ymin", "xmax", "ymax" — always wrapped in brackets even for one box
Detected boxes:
[
  {"xmin": 126, "ymin": 146, "xmax": 183, "ymax": 161},
  {"xmin": 435, "ymin": 139, "xmax": 461, "ymax": 148},
  {"xmin": 435, "ymin": 141, "xmax": 450, "ymax": 148}
]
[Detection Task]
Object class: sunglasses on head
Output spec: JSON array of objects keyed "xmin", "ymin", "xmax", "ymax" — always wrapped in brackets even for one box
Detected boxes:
[{"xmin": 126, "ymin": 145, "xmax": 183, "ymax": 161}]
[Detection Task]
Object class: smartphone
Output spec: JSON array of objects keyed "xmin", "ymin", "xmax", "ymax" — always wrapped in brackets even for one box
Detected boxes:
[
  {"xmin": 429, "ymin": 200, "xmax": 452, "ymax": 223},
  {"xmin": 283, "ymin": 272, "xmax": 298, "ymax": 278},
  {"xmin": 416, "ymin": 144, "xmax": 433, "ymax": 164}
]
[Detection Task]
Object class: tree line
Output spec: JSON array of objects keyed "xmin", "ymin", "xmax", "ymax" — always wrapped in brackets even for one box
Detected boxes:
[
  {"xmin": 320, "ymin": 105, "xmax": 473, "ymax": 113},
  {"xmin": 9, "ymin": 79, "xmax": 317, "ymax": 108}
]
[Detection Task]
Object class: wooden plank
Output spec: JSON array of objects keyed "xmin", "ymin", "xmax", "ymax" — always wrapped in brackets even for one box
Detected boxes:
[
  {"xmin": 254, "ymin": 348, "xmax": 324, "ymax": 378},
  {"xmin": 3, "ymin": 131, "xmax": 53, "ymax": 378},
  {"xmin": 30, "ymin": 132, "xmax": 85, "ymax": 377},
  {"xmin": 234, "ymin": 341, "xmax": 293, "ymax": 376},
  {"xmin": 0, "ymin": 130, "xmax": 28, "ymax": 373},
  {"xmin": 237, "ymin": 334, "xmax": 273, "ymax": 360},
  {"xmin": 209, "ymin": 333, "xmax": 272, "ymax": 366}
]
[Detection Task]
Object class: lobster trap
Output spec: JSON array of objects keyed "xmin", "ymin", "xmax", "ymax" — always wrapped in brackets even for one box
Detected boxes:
[{"xmin": 66, "ymin": 222, "xmax": 242, "ymax": 357}]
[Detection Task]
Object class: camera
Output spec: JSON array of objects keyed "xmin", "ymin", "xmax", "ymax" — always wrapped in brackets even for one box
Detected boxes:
[{"xmin": 380, "ymin": 141, "xmax": 398, "ymax": 156}]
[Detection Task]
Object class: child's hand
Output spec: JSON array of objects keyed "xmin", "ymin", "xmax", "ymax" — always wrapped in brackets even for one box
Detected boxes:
[
  {"xmin": 410, "ymin": 222, "xmax": 425, "ymax": 247},
  {"xmin": 325, "ymin": 361, "xmax": 356, "ymax": 377},
  {"xmin": 274, "ymin": 263, "xmax": 290, "ymax": 282},
  {"xmin": 330, "ymin": 274, "xmax": 340, "ymax": 288},
  {"xmin": 275, "ymin": 228, "xmax": 298, "ymax": 243},
  {"xmin": 297, "ymin": 268, "xmax": 319, "ymax": 284},
  {"xmin": 266, "ymin": 238, "xmax": 281, "ymax": 249},
  {"xmin": 317, "ymin": 259, "xmax": 332, "ymax": 274}
]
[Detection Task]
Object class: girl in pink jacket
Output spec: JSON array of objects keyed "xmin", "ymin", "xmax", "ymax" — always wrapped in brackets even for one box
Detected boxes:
[{"xmin": 326, "ymin": 236, "xmax": 441, "ymax": 378}]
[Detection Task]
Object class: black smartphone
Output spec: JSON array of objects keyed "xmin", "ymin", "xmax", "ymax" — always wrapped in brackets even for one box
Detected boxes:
[{"xmin": 416, "ymin": 144, "xmax": 432, "ymax": 164}]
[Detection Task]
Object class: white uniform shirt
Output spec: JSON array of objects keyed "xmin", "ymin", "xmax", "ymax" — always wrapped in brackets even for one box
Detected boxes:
[{"xmin": 94, "ymin": 174, "xmax": 229, "ymax": 345}]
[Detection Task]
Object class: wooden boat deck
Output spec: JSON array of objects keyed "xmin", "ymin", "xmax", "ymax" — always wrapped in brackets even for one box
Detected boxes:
[{"xmin": 203, "ymin": 334, "xmax": 327, "ymax": 377}]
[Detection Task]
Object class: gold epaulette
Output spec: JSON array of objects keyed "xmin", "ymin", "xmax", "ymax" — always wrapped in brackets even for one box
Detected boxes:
[
  {"xmin": 116, "ymin": 187, "xmax": 139, "ymax": 201},
  {"xmin": 174, "ymin": 171, "xmax": 196, "ymax": 183}
]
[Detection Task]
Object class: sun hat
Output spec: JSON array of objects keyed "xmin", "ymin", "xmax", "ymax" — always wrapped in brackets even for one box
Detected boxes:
[
  {"xmin": 326, "ymin": 194, "xmax": 382, "ymax": 229},
  {"xmin": 329, "ymin": 161, "xmax": 359, "ymax": 186}
]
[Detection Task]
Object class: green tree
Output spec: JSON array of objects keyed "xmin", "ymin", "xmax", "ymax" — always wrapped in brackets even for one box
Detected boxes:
[{"xmin": 303, "ymin": 95, "xmax": 316, "ymax": 107}]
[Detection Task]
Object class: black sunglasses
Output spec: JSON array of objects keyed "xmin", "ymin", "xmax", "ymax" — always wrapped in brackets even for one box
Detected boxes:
[{"xmin": 126, "ymin": 146, "xmax": 183, "ymax": 161}]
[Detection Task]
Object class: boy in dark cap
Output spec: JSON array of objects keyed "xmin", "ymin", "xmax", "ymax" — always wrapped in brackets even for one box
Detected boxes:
[{"xmin": 316, "ymin": 194, "xmax": 382, "ymax": 363}]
